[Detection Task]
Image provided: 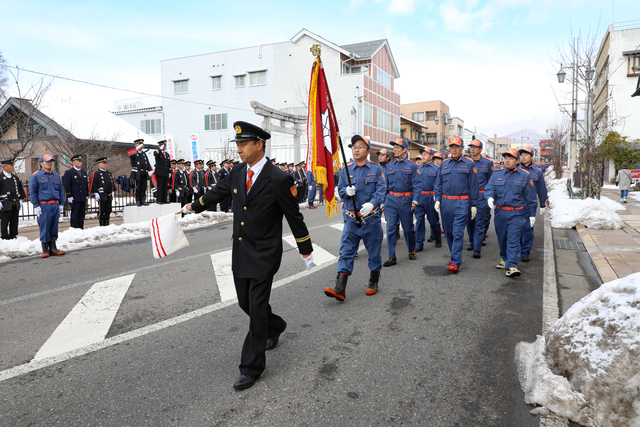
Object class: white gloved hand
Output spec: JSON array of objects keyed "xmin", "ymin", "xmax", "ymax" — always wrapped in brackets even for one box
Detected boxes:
[
  {"xmin": 19, "ymin": 200, "xmax": 23, "ymax": 209},
  {"xmin": 359, "ymin": 202, "xmax": 374, "ymax": 216},
  {"xmin": 530, "ymin": 217, "xmax": 536, "ymax": 228},
  {"xmin": 95, "ymin": 193, "xmax": 100, "ymax": 201},
  {"xmin": 68, "ymin": 197, "xmax": 74, "ymax": 204},
  {"xmin": 539, "ymin": 207, "xmax": 545, "ymax": 215},
  {"xmin": 59, "ymin": 205, "xmax": 64, "ymax": 214},
  {"xmin": 471, "ymin": 206, "xmax": 477, "ymax": 220},
  {"xmin": 169, "ymin": 189, "xmax": 173, "ymax": 194},
  {"xmin": 346, "ymin": 185, "xmax": 356, "ymax": 197},
  {"xmin": 0, "ymin": 201, "xmax": 2, "ymax": 210},
  {"xmin": 309, "ymin": 185, "xmax": 313, "ymax": 191},
  {"xmin": 35, "ymin": 206, "xmax": 42, "ymax": 217},
  {"xmin": 302, "ymin": 253, "xmax": 314, "ymax": 270},
  {"xmin": 487, "ymin": 197, "xmax": 495, "ymax": 209},
  {"xmin": 112, "ymin": 192, "xmax": 115, "ymax": 200},
  {"xmin": 176, "ymin": 190, "xmax": 180, "ymax": 198},
  {"xmin": 181, "ymin": 205, "xmax": 193, "ymax": 214},
  {"xmin": 434, "ymin": 201, "xmax": 440, "ymax": 213}
]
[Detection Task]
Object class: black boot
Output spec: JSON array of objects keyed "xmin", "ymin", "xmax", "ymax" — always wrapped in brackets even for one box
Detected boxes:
[
  {"xmin": 324, "ymin": 274, "xmax": 348, "ymax": 301},
  {"xmin": 365, "ymin": 271, "xmax": 380, "ymax": 295},
  {"xmin": 136, "ymin": 194, "xmax": 142, "ymax": 207},
  {"xmin": 41, "ymin": 242, "xmax": 50, "ymax": 258},
  {"xmin": 49, "ymin": 240, "xmax": 65, "ymax": 256}
]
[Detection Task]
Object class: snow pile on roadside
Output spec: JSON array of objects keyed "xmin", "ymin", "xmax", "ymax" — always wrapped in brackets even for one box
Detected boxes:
[
  {"xmin": 0, "ymin": 211, "xmax": 233, "ymax": 262},
  {"xmin": 599, "ymin": 196, "xmax": 626, "ymax": 211},
  {"xmin": 546, "ymin": 177, "xmax": 624, "ymax": 229},
  {"xmin": 516, "ymin": 273, "xmax": 640, "ymax": 426}
]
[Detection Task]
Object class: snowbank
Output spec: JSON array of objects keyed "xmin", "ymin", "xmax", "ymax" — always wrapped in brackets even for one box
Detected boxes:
[
  {"xmin": 517, "ymin": 272, "xmax": 640, "ymax": 426},
  {"xmin": 0, "ymin": 212, "xmax": 233, "ymax": 262},
  {"xmin": 546, "ymin": 177, "xmax": 624, "ymax": 229}
]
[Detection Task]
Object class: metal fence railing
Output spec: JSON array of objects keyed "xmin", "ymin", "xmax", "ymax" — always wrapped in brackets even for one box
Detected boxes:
[{"xmin": 18, "ymin": 182, "xmax": 140, "ymax": 221}]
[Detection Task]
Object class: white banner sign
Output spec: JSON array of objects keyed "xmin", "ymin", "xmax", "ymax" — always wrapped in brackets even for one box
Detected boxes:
[
  {"xmin": 164, "ymin": 133, "xmax": 176, "ymax": 160},
  {"xmin": 189, "ymin": 133, "xmax": 200, "ymax": 161}
]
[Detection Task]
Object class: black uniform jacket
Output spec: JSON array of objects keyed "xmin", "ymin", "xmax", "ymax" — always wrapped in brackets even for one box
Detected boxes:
[
  {"xmin": 153, "ymin": 150, "xmax": 171, "ymax": 177},
  {"xmin": 0, "ymin": 173, "xmax": 26, "ymax": 211},
  {"xmin": 192, "ymin": 161, "xmax": 313, "ymax": 278},
  {"xmin": 129, "ymin": 151, "xmax": 152, "ymax": 180},
  {"xmin": 62, "ymin": 167, "xmax": 89, "ymax": 202}
]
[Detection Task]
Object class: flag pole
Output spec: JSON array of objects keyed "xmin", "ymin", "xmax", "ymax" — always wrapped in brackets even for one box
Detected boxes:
[{"xmin": 336, "ymin": 135, "xmax": 362, "ymax": 227}]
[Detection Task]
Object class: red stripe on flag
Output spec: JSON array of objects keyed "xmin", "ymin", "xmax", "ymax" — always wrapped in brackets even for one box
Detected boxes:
[
  {"xmin": 151, "ymin": 218, "xmax": 162, "ymax": 258},
  {"xmin": 155, "ymin": 218, "xmax": 167, "ymax": 257}
]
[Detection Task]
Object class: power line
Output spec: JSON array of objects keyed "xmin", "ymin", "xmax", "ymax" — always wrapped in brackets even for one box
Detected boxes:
[{"xmin": 4, "ymin": 65, "xmax": 255, "ymax": 113}]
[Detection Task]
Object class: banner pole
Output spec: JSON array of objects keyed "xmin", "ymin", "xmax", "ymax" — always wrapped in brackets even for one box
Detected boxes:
[{"xmin": 337, "ymin": 135, "xmax": 361, "ymax": 228}]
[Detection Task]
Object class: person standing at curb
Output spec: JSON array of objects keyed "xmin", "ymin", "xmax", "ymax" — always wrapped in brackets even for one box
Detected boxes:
[
  {"xmin": 616, "ymin": 162, "xmax": 632, "ymax": 203},
  {"xmin": 90, "ymin": 157, "xmax": 117, "ymax": 227},
  {"xmin": 62, "ymin": 155, "xmax": 89, "ymax": 229},
  {"xmin": 0, "ymin": 159, "xmax": 27, "ymax": 240},
  {"xmin": 30, "ymin": 154, "xmax": 66, "ymax": 257}
]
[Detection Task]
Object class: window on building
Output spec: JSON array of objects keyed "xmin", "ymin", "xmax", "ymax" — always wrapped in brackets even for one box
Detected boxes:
[
  {"xmin": 377, "ymin": 69, "xmax": 391, "ymax": 88},
  {"xmin": 211, "ymin": 76, "xmax": 221, "ymax": 90},
  {"xmin": 204, "ymin": 113, "xmax": 228, "ymax": 131},
  {"xmin": 364, "ymin": 103, "xmax": 373, "ymax": 124},
  {"xmin": 377, "ymin": 110, "xmax": 390, "ymax": 130},
  {"xmin": 174, "ymin": 80, "xmax": 188, "ymax": 94},
  {"xmin": 140, "ymin": 119, "xmax": 162, "ymax": 135},
  {"xmin": 235, "ymin": 75, "xmax": 245, "ymax": 88},
  {"xmin": 427, "ymin": 114, "xmax": 437, "ymax": 121},
  {"xmin": 427, "ymin": 135, "xmax": 437, "ymax": 143},
  {"xmin": 249, "ymin": 70, "xmax": 266, "ymax": 86},
  {"xmin": 394, "ymin": 115, "xmax": 400, "ymax": 134},
  {"xmin": 628, "ymin": 55, "xmax": 640, "ymax": 77},
  {"xmin": 31, "ymin": 157, "xmax": 39, "ymax": 173},
  {"xmin": 412, "ymin": 112, "xmax": 425, "ymax": 122},
  {"xmin": 342, "ymin": 64, "xmax": 350, "ymax": 75},
  {"xmin": 449, "ymin": 124, "xmax": 454, "ymax": 131}
]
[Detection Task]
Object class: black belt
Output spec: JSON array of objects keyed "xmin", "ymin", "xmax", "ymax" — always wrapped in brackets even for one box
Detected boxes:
[{"xmin": 345, "ymin": 207, "xmax": 379, "ymax": 224}]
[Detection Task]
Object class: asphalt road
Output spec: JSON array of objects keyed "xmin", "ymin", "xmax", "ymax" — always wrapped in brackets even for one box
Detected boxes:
[{"xmin": 0, "ymin": 206, "xmax": 544, "ymax": 426}]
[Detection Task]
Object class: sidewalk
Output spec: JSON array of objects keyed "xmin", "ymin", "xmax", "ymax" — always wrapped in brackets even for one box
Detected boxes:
[{"xmin": 575, "ymin": 188, "xmax": 640, "ymax": 283}]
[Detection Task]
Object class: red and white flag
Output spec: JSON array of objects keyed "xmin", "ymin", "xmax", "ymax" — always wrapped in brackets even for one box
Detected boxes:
[{"xmin": 150, "ymin": 213, "xmax": 190, "ymax": 259}]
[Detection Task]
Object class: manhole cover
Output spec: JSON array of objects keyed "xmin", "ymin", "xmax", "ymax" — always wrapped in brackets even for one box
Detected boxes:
[
  {"xmin": 422, "ymin": 265, "xmax": 450, "ymax": 276},
  {"xmin": 554, "ymin": 239, "xmax": 585, "ymax": 251}
]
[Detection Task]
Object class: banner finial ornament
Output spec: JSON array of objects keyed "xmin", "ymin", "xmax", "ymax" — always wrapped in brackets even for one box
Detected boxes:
[{"xmin": 310, "ymin": 43, "xmax": 322, "ymax": 57}]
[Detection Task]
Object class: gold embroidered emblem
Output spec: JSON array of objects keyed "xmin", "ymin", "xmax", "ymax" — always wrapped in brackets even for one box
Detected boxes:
[
  {"xmin": 290, "ymin": 185, "xmax": 297, "ymax": 197},
  {"xmin": 235, "ymin": 125, "xmax": 242, "ymax": 134},
  {"xmin": 233, "ymin": 188, "xmax": 238, "ymax": 194}
]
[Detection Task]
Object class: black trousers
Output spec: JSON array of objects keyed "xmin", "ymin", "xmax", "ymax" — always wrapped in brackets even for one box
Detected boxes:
[
  {"xmin": 1, "ymin": 207, "xmax": 19, "ymax": 239},
  {"xmin": 135, "ymin": 173, "xmax": 148, "ymax": 202},
  {"xmin": 233, "ymin": 275, "xmax": 286, "ymax": 377},
  {"xmin": 98, "ymin": 198, "xmax": 112, "ymax": 226},
  {"xmin": 156, "ymin": 175, "xmax": 168, "ymax": 204},
  {"xmin": 69, "ymin": 200, "xmax": 86, "ymax": 229}
]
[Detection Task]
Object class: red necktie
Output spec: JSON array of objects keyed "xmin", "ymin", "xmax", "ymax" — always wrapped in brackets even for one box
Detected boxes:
[{"xmin": 246, "ymin": 169, "xmax": 254, "ymax": 193}]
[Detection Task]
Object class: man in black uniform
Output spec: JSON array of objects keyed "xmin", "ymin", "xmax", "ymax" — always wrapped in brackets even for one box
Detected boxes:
[
  {"xmin": 168, "ymin": 160, "xmax": 177, "ymax": 203},
  {"xmin": 184, "ymin": 121, "xmax": 314, "ymax": 390},
  {"xmin": 129, "ymin": 139, "xmax": 153, "ymax": 206},
  {"xmin": 0, "ymin": 159, "xmax": 27, "ymax": 240},
  {"xmin": 205, "ymin": 160, "xmax": 219, "ymax": 211},
  {"xmin": 62, "ymin": 154, "xmax": 89, "ymax": 229},
  {"xmin": 90, "ymin": 157, "xmax": 117, "ymax": 226},
  {"xmin": 184, "ymin": 161, "xmax": 194, "ymax": 204},
  {"xmin": 191, "ymin": 159, "xmax": 206, "ymax": 201},
  {"xmin": 171, "ymin": 159, "xmax": 190, "ymax": 213},
  {"xmin": 153, "ymin": 140, "xmax": 171, "ymax": 204}
]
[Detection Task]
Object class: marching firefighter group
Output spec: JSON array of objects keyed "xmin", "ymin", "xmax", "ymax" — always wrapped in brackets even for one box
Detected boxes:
[{"xmin": 323, "ymin": 134, "xmax": 549, "ymax": 302}]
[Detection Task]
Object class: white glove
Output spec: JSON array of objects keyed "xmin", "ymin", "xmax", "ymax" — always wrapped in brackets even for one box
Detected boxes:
[
  {"xmin": 35, "ymin": 206, "xmax": 42, "ymax": 217},
  {"xmin": 95, "ymin": 193, "xmax": 100, "ymax": 201},
  {"xmin": 434, "ymin": 201, "xmax": 440, "ymax": 213},
  {"xmin": 0, "ymin": 201, "xmax": 2, "ymax": 210},
  {"xmin": 59, "ymin": 205, "xmax": 64, "ymax": 214},
  {"xmin": 359, "ymin": 202, "xmax": 374, "ymax": 216},
  {"xmin": 539, "ymin": 207, "xmax": 545, "ymax": 215},
  {"xmin": 302, "ymin": 253, "xmax": 314, "ymax": 270},
  {"xmin": 309, "ymin": 185, "xmax": 313, "ymax": 191},
  {"xmin": 169, "ymin": 189, "xmax": 173, "ymax": 194},
  {"xmin": 487, "ymin": 197, "xmax": 495, "ymax": 209},
  {"xmin": 471, "ymin": 206, "xmax": 477, "ymax": 220},
  {"xmin": 112, "ymin": 192, "xmax": 115, "ymax": 200},
  {"xmin": 181, "ymin": 205, "xmax": 193, "ymax": 214},
  {"xmin": 346, "ymin": 185, "xmax": 356, "ymax": 196},
  {"xmin": 176, "ymin": 190, "xmax": 180, "ymax": 197},
  {"xmin": 19, "ymin": 200, "xmax": 23, "ymax": 209},
  {"xmin": 68, "ymin": 197, "xmax": 74, "ymax": 204},
  {"xmin": 530, "ymin": 217, "xmax": 536, "ymax": 228}
]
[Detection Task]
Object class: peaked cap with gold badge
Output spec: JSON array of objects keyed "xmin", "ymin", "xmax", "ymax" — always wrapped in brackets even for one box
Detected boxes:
[{"xmin": 232, "ymin": 121, "xmax": 271, "ymax": 142}]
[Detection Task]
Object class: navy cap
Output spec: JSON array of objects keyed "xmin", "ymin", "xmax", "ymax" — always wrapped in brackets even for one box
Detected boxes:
[
  {"xmin": 432, "ymin": 151, "xmax": 443, "ymax": 160},
  {"xmin": 232, "ymin": 121, "xmax": 271, "ymax": 142},
  {"xmin": 519, "ymin": 147, "xmax": 534, "ymax": 155},
  {"xmin": 134, "ymin": 138, "xmax": 144, "ymax": 144},
  {"xmin": 377, "ymin": 148, "xmax": 390, "ymax": 156},
  {"xmin": 1, "ymin": 159, "xmax": 15, "ymax": 165},
  {"xmin": 391, "ymin": 138, "xmax": 408, "ymax": 149},
  {"xmin": 503, "ymin": 148, "xmax": 519, "ymax": 159},
  {"xmin": 95, "ymin": 156, "xmax": 108, "ymax": 164},
  {"xmin": 469, "ymin": 139, "xmax": 483, "ymax": 148},
  {"xmin": 39, "ymin": 154, "xmax": 54, "ymax": 162},
  {"xmin": 351, "ymin": 134, "xmax": 370, "ymax": 149},
  {"xmin": 157, "ymin": 140, "xmax": 167, "ymax": 146},
  {"xmin": 419, "ymin": 147, "xmax": 434, "ymax": 155},
  {"xmin": 206, "ymin": 160, "xmax": 216, "ymax": 166},
  {"xmin": 71, "ymin": 154, "xmax": 83, "ymax": 162},
  {"xmin": 184, "ymin": 161, "xmax": 191, "ymax": 166},
  {"xmin": 177, "ymin": 159, "xmax": 184, "ymax": 164}
]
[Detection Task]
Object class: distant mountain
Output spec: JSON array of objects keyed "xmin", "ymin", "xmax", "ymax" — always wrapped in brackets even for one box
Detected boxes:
[{"xmin": 499, "ymin": 129, "xmax": 549, "ymax": 147}]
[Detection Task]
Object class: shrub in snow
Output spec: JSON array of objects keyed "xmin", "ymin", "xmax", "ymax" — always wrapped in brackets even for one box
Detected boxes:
[{"xmin": 517, "ymin": 273, "xmax": 640, "ymax": 426}]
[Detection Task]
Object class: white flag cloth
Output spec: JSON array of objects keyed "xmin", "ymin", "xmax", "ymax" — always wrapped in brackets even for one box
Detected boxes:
[{"xmin": 150, "ymin": 213, "xmax": 190, "ymax": 259}]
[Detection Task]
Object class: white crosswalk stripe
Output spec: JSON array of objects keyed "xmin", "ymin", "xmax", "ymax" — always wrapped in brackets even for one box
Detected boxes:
[
  {"xmin": 33, "ymin": 274, "xmax": 135, "ymax": 361},
  {"xmin": 210, "ymin": 251, "xmax": 236, "ymax": 302}
]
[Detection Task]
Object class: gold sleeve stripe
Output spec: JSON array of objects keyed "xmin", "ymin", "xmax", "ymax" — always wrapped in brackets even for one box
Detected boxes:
[
  {"xmin": 199, "ymin": 196, "xmax": 205, "ymax": 206},
  {"xmin": 296, "ymin": 235, "xmax": 310, "ymax": 243}
]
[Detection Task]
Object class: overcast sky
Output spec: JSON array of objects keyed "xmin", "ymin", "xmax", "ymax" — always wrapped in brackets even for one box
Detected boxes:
[{"xmin": 1, "ymin": 0, "xmax": 637, "ymax": 138}]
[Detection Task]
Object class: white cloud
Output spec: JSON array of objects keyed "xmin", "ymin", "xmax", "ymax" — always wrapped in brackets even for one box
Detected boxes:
[{"xmin": 387, "ymin": 0, "xmax": 417, "ymax": 15}]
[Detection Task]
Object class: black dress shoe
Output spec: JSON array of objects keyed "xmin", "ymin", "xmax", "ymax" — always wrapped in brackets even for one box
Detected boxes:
[
  {"xmin": 266, "ymin": 321, "xmax": 287, "ymax": 350},
  {"xmin": 522, "ymin": 256, "xmax": 530, "ymax": 262},
  {"xmin": 233, "ymin": 374, "xmax": 258, "ymax": 390},
  {"xmin": 427, "ymin": 237, "xmax": 434, "ymax": 242},
  {"xmin": 435, "ymin": 241, "xmax": 442, "ymax": 248},
  {"xmin": 473, "ymin": 251, "xmax": 481, "ymax": 259},
  {"xmin": 466, "ymin": 244, "xmax": 474, "ymax": 251}
]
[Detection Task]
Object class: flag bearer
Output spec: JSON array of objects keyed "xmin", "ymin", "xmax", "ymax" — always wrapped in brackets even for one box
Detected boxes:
[
  {"xmin": 30, "ymin": 154, "xmax": 66, "ymax": 257},
  {"xmin": 484, "ymin": 149, "xmax": 537, "ymax": 277},
  {"xmin": 466, "ymin": 139, "xmax": 494, "ymax": 259},
  {"xmin": 434, "ymin": 137, "xmax": 479, "ymax": 273},
  {"xmin": 518, "ymin": 147, "xmax": 549, "ymax": 262},
  {"xmin": 324, "ymin": 135, "xmax": 386, "ymax": 301},
  {"xmin": 382, "ymin": 139, "xmax": 421, "ymax": 267},
  {"xmin": 415, "ymin": 147, "xmax": 442, "ymax": 251}
]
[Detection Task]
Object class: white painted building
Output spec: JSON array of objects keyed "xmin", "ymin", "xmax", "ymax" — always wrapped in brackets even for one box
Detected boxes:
[
  {"xmin": 462, "ymin": 128, "xmax": 495, "ymax": 159},
  {"xmin": 114, "ymin": 29, "xmax": 401, "ymax": 164}
]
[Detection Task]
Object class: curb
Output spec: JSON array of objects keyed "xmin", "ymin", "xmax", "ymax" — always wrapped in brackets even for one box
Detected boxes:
[{"xmin": 539, "ymin": 212, "xmax": 570, "ymax": 427}]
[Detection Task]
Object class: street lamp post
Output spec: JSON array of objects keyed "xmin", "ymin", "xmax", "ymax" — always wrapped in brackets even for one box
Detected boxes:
[{"xmin": 434, "ymin": 113, "xmax": 452, "ymax": 153}]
